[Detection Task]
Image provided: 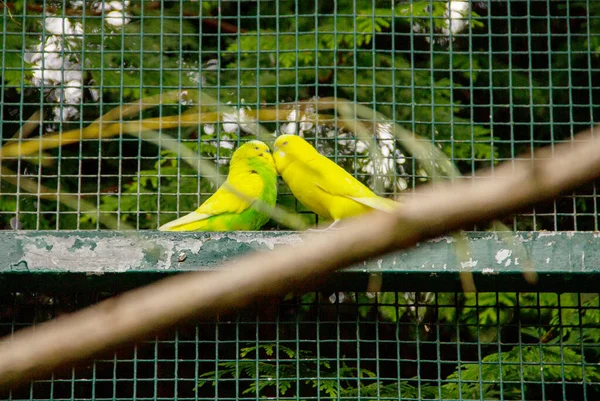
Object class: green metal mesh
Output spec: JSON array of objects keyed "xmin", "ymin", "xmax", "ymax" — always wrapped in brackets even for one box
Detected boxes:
[
  {"xmin": 2, "ymin": 291, "xmax": 599, "ymax": 400},
  {"xmin": 1, "ymin": 0, "xmax": 600, "ymax": 400},
  {"xmin": 1, "ymin": 0, "xmax": 598, "ymax": 230}
]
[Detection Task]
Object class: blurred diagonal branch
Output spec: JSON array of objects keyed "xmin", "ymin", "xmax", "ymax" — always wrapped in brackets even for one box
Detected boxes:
[{"xmin": 0, "ymin": 124, "xmax": 598, "ymax": 392}]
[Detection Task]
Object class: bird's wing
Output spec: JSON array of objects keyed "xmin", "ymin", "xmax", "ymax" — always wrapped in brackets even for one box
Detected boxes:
[
  {"xmin": 158, "ymin": 172, "xmax": 264, "ymax": 231},
  {"xmin": 310, "ymin": 157, "xmax": 400, "ymax": 212},
  {"xmin": 198, "ymin": 172, "xmax": 264, "ymax": 215},
  {"xmin": 347, "ymin": 195, "xmax": 399, "ymax": 212}
]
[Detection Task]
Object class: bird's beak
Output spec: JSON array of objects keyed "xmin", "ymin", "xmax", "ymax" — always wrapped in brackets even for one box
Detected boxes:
[{"xmin": 273, "ymin": 145, "xmax": 278, "ymax": 151}]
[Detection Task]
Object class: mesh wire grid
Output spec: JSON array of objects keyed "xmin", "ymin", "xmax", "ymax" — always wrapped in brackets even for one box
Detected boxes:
[
  {"xmin": 0, "ymin": 0, "xmax": 598, "ymax": 230},
  {"xmin": 1, "ymin": 0, "xmax": 600, "ymax": 400},
  {"xmin": 1, "ymin": 291, "xmax": 599, "ymax": 401}
]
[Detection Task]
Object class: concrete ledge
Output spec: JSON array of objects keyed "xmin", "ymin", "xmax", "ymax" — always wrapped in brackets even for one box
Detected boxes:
[{"xmin": 0, "ymin": 231, "xmax": 597, "ymax": 292}]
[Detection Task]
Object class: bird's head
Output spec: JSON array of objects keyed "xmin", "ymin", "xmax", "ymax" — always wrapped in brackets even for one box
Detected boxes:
[
  {"xmin": 230, "ymin": 140, "xmax": 275, "ymax": 172},
  {"xmin": 272, "ymin": 134, "xmax": 318, "ymax": 174}
]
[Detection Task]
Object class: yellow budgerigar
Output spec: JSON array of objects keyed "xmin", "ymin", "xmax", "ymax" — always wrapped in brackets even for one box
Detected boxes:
[
  {"xmin": 273, "ymin": 134, "xmax": 400, "ymax": 224},
  {"xmin": 158, "ymin": 140, "xmax": 277, "ymax": 231}
]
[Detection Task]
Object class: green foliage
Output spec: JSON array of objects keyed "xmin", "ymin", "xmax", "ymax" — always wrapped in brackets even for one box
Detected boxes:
[
  {"xmin": 442, "ymin": 345, "xmax": 600, "ymax": 400},
  {"xmin": 440, "ymin": 293, "xmax": 600, "ymax": 399},
  {"xmin": 222, "ymin": 0, "xmax": 492, "ymax": 173},
  {"xmin": 0, "ymin": 177, "xmax": 83, "ymax": 230},
  {"xmin": 1, "ymin": 1, "xmax": 202, "ymax": 99},
  {"xmin": 0, "ymin": 187, "xmax": 52, "ymax": 230},
  {"xmin": 0, "ymin": 11, "xmax": 39, "ymax": 87},
  {"xmin": 2, "ymin": 2, "xmax": 600, "ymax": 399},
  {"xmin": 198, "ymin": 344, "xmax": 384, "ymax": 398},
  {"xmin": 5, "ymin": 0, "xmax": 596, "ymax": 228},
  {"xmin": 199, "ymin": 293, "xmax": 599, "ymax": 400},
  {"xmin": 83, "ymin": 5, "xmax": 201, "ymax": 99}
]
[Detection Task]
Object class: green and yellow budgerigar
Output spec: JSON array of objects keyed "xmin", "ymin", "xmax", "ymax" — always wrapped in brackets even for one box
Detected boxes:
[
  {"xmin": 158, "ymin": 140, "xmax": 277, "ymax": 231},
  {"xmin": 273, "ymin": 134, "xmax": 400, "ymax": 223}
]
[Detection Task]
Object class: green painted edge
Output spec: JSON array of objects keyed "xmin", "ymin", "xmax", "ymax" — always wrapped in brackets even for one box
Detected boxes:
[{"xmin": 0, "ymin": 231, "xmax": 598, "ymax": 292}]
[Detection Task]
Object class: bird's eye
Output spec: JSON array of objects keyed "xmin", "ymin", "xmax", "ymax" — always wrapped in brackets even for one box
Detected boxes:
[
  {"xmin": 283, "ymin": 141, "xmax": 288, "ymax": 146},
  {"xmin": 255, "ymin": 146, "xmax": 259, "ymax": 150}
]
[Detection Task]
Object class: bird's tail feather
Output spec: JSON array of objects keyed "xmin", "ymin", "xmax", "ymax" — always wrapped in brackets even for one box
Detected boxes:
[{"xmin": 158, "ymin": 211, "xmax": 211, "ymax": 231}]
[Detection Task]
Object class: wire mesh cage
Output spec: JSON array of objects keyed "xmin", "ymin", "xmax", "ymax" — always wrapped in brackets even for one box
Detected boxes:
[
  {"xmin": 1, "ymin": 0, "xmax": 600, "ymax": 400},
  {"xmin": 2, "ymin": 0, "xmax": 598, "ymax": 231},
  {"xmin": 2, "ymin": 290, "xmax": 599, "ymax": 400}
]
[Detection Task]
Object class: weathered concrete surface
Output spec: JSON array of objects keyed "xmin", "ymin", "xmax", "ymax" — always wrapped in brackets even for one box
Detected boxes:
[{"xmin": 0, "ymin": 231, "xmax": 597, "ymax": 291}]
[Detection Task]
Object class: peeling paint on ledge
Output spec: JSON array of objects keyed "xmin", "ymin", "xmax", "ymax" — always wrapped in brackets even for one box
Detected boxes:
[
  {"xmin": 4, "ymin": 231, "xmax": 306, "ymax": 273},
  {"xmin": 0, "ymin": 231, "xmax": 599, "ymax": 292}
]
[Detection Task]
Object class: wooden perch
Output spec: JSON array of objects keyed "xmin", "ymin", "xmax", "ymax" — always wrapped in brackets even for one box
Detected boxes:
[{"xmin": 0, "ymin": 125, "xmax": 599, "ymax": 391}]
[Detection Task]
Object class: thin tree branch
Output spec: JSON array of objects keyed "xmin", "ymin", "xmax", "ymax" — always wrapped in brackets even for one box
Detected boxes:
[{"xmin": 0, "ymin": 125, "xmax": 598, "ymax": 392}]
